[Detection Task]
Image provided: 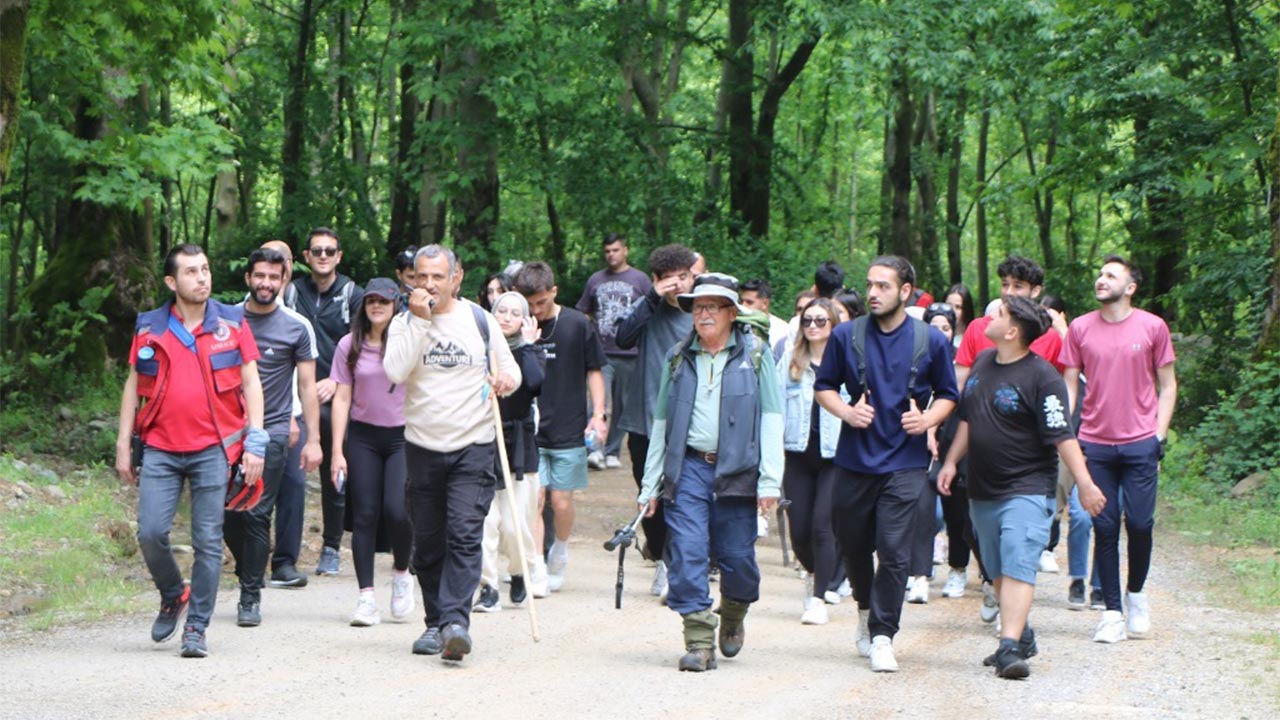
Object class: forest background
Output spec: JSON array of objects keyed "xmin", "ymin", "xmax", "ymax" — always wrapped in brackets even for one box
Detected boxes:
[{"xmin": 0, "ymin": 0, "xmax": 1277, "ymax": 612}]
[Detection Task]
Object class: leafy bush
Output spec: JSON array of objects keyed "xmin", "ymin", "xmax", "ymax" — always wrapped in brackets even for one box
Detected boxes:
[{"xmin": 0, "ymin": 284, "xmax": 114, "ymax": 403}]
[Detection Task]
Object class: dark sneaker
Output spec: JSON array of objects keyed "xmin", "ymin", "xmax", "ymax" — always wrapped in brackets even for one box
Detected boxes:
[
  {"xmin": 270, "ymin": 564, "xmax": 308, "ymax": 588},
  {"xmin": 441, "ymin": 623, "xmax": 472, "ymax": 662},
  {"xmin": 180, "ymin": 625, "xmax": 208, "ymax": 658},
  {"xmin": 474, "ymin": 584, "xmax": 501, "ymax": 613},
  {"xmin": 1068, "ymin": 579, "xmax": 1087, "ymax": 610},
  {"xmin": 237, "ymin": 600, "xmax": 261, "ymax": 627},
  {"xmin": 984, "ymin": 627, "xmax": 1038, "ymax": 666},
  {"xmin": 151, "ymin": 585, "xmax": 191, "ymax": 643},
  {"xmin": 678, "ymin": 647, "xmax": 718, "ymax": 672},
  {"xmin": 316, "ymin": 546, "xmax": 341, "ymax": 576},
  {"xmin": 1089, "ymin": 588, "xmax": 1105, "ymax": 610},
  {"xmin": 412, "ymin": 627, "xmax": 443, "ymax": 655},
  {"xmin": 994, "ymin": 640, "xmax": 1031, "ymax": 679},
  {"xmin": 509, "ymin": 576, "xmax": 527, "ymax": 605}
]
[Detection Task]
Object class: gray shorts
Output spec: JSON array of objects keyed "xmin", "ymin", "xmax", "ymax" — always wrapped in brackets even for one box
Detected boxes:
[{"xmin": 969, "ymin": 495, "xmax": 1053, "ymax": 585}]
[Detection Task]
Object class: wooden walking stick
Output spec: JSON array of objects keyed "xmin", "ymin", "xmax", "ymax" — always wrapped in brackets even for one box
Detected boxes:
[{"xmin": 487, "ymin": 354, "xmax": 541, "ymax": 642}]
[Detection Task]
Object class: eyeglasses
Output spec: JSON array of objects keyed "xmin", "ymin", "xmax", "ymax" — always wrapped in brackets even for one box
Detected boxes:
[
  {"xmin": 691, "ymin": 303, "xmax": 730, "ymax": 316},
  {"xmin": 308, "ymin": 246, "xmax": 339, "ymax": 257},
  {"xmin": 800, "ymin": 316, "xmax": 829, "ymax": 328}
]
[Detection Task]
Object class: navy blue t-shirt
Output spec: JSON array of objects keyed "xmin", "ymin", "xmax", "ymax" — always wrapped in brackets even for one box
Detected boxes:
[{"xmin": 814, "ymin": 317, "xmax": 959, "ymax": 474}]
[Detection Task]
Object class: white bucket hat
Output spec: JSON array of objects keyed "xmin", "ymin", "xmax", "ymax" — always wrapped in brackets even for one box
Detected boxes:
[{"xmin": 677, "ymin": 272, "xmax": 749, "ymax": 314}]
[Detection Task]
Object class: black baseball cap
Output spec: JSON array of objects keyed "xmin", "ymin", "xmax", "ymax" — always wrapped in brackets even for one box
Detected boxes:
[{"xmin": 364, "ymin": 277, "xmax": 399, "ymax": 301}]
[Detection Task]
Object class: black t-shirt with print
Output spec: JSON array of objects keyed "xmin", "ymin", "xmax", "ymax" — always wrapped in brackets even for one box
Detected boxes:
[
  {"xmin": 959, "ymin": 349, "xmax": 1074, "ymax": 500},
  {"xmin": 535, "ymin": 306, "xmax": 607, "ymax": 450}
]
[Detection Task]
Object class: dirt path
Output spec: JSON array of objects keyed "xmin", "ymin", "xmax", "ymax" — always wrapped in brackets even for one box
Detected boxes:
[{"xmin": 2, "ymin": 458, "xmax": 1277, "ymax": 720}]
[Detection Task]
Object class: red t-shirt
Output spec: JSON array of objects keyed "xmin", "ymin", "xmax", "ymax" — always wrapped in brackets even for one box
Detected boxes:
[
  {"xmin": 955, "ymin": 315, "xmax": 1065, "ymax": 374},
  {"xmin": 130, "ymin": 306, "xmax": 260, "ymax": 453}
]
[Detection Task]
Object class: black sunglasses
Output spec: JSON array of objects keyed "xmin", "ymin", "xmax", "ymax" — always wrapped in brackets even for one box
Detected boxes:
[
  {"xmin": 308, "ymin": 246, "xmax": 339, "ymax": 257},
  {"xmin": 800, "ymin": 315, "xmax": 829, "ymax": 328}
]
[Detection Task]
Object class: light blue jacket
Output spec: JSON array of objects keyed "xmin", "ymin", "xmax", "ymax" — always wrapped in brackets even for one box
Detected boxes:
[{"xmin": 778, "ymin": 347, "xmax": 847, "ymax": 459}]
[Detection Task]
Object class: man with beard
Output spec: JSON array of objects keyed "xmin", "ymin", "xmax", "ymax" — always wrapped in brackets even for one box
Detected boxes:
[
  {"xmin": 227, "ymin": 247, "xmax": 323, "ymax": 627},
  {"xmin": 814, "ymin": 256, "xmax": 958, "ymax": 673},
  {"xmin": 1061, "ymin": 255, "xmax": 1177, "ymax": 644}
]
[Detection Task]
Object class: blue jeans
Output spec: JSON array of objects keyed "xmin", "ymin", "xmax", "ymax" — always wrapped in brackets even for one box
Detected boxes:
[
  {"xmin": 271, "ymin": 416, "xmax": 307, "ymax": 571},
  {"xmin": 137, "ymin": 445, "xmax": 228, "ymax": 631},
  {"xmin": 1066, "ymin": 486, "xmax": 1093, "ymax": 580},
  {"xmin": 1081, "ymin": 437, "xmax": 1160, "ymax": 611},
  {"xmin": 664, "ymin": 454, "xmax": 761, "ymax": 616},
  {"xmin": 602, "ymin": 356, "xmax": 636, "ymax": 458}
]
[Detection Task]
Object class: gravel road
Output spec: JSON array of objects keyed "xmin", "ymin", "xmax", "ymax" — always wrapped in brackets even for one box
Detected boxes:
[{"xmin": 2, "ymin": 460, "xmax": 1276, "ymax": 719}]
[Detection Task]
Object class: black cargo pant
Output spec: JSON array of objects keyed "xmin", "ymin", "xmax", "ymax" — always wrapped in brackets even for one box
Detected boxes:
[{"xmin": 224, "ymin": 435, "xmax": 289, "ymax": 602}]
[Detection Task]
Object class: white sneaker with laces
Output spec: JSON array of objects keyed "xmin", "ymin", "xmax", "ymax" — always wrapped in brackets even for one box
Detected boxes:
[
  {"xmin": 856, "ymin": 609, "xmax": 872, "ymax": 657},
  {"xmin": 869, "ymin": 635, "xmax": 899, "ymax": 672},
  {"xmin": 587, "ymin": 451, "xmax": 606, "ymax": 470},
  {"xmin": 907, "ymin": 576, "xmax": 929, "ymax": 604},
  {"xmin": 351, "ymin": 593, "xmax": 380, "ymax": 627},
  {"xmin": 604, "ymin": 455, "xmax": 622, "ymax": 469},
  {"xmin": 529, "ymin": 559, "xmax": 551, "ymax": 599},
  {"xmin": 1093, "ymin": 609, "xmax": 1128, "ymax": 643},
  {"xmin": 650, "ymin": 561, "xmax": 668, "ymax": 597},
  {"xmin": 390, "ymin": 572, "xmax": 415, "ymax": 619},
  {"xmin": 1038, "ymin": 549, "xmax": 1060, "ymax": 574},
  {"xmin": 942, "ymin": 569, "xmax": 967, "ymax": 598},
  {"xmin": 547, "ymin": 543, "xmax": 568, "ymax": 592},
  {"xmin": 980, "ymin": 581, "xmax": 1000, "ymax": 623},
  {"xmin": 801, "ymin": 596, "xmax": 829, "ymax": 625},
  {"xmin": 1125, "ymin": 591, "xmax": 1150, "ymax": 637}
]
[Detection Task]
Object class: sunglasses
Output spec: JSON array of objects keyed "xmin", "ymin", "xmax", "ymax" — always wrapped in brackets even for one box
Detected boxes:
[
  {"xmin": 927, "ymin": 302, "xmax": 954, "ymax": 314},
  {"xmin": 308, "ymin": 246, "xmax": 339, "ymax": 257},
  {"xmin": 800, "ymin": 315, "xmax": 829, "ymax": 328}
]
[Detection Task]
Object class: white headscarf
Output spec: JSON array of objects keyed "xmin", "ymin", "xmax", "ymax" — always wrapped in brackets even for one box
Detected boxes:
[{"xmin": 493, "ymin": 291, "xmax": 531, "ymax": 350}]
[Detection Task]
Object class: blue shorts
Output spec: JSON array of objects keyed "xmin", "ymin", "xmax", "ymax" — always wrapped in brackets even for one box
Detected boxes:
[
  {"xmin": 538, "ymin": 447, "xmax": 589, "ymax": 492},
  {"xmin": 968, "ymin": 495, "xmax": 1053, "ymax": 585}
]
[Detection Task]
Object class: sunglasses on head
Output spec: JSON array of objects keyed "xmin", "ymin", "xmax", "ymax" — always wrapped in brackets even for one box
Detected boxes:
[
  {"xmin": 927, "ymin": 302, "xmax": 953, "ymax": 314},
  {"xmin": 800, "ymin": 315, "xmax": 829, "ymax": 328},
  {"xmin": 308, "ymin": 246, "xmax": 339, "ymax": 257}
]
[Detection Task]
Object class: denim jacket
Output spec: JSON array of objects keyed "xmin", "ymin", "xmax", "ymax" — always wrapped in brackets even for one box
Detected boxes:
[{"xmin": 777, "ymin": 347, "xmax": 846, "ymax": 459}]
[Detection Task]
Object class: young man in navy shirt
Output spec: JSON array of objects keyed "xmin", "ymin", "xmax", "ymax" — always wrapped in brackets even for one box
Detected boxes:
[{"xmin": 814, "ymin": 255, "xmax": 958, "ymax": 673}]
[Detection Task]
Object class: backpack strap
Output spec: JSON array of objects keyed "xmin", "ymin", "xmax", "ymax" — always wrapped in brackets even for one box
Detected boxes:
[
  {"xmin": 849, "ymin": 316, "xmax": 870, "ymax": 397},
  {"xmin": 284, "ymin": 283, "xmax": 298, "ymax": 311},
  {"xmin": 470, "ymin": 302, "xmax": 490, "ymax": 348},
  {"xmin": 849, "ymin": 315, "xmax": 929, "ymax": 398},
  {"xmin": 906, "ymin": 317, "xmax": 930, "ymax": 401},
  {"xmin": 339, "ymin": 281, "xmax": 352, "ymax": 326}
]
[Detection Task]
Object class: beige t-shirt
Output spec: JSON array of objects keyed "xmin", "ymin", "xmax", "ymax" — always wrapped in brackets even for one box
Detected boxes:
[{"xmin": 383, "ymin": 298, "xmax": 520, "ymax": 453}]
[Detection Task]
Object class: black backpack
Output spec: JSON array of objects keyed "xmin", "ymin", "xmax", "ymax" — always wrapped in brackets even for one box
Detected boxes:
[{"xmin": 847, "ymin": 315, "xmax": 931, "ymax": 400}]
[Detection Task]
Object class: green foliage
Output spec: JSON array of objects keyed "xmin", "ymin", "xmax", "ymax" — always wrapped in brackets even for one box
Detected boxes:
[{"xmin": 1, "ymin": 285, "xmax": 113, "ymax": 402}]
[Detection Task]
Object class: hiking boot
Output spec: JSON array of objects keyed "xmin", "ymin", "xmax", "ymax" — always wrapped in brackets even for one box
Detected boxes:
[
  {"xmin": 678, "ymin": 647, "xmax": 717, "ymax": 672},
  {"xmin": 237, "ymin": 599, "xmax": 261, "ymax": 627},
  {"xmin": 869, "ymin": 635, "xmax": 898, "ymax": 672},
  {"xmin": 390, "ymin": 572, "xmax": 415, "ymax": 619},
  {"xmin": 1038, "ymin": 550, "xmax": 1060, "ymax": 574},
  {"xmin": 151, "ymin": 585, "xmax": 190, "ymax": 643},
  {"xmin": 350, "ymin": 593, "xmax": 380, "ymax": 627},
  {"xmin": 412, "ymin": 627, "xmax": 443, "ymax": 655},
  {"xmin": 984, "ymin": 626, "xmax": 1038, "ymax": 666},
  {"xmin": 179, "ymin": 625, "xmax": 208, "ymax": 658},
  {"xmin": 474, "ymin": 584, "xmax": 501, "ymax": 613},
  {"xmin": 316, "ymin": 546, "xmax": 341, "ymax": 576},
  {"xmin": 270, "ymin": 564, "xmax": 308, "ymax": 588},
  {"xmin": 509, "ymin": 575, "xmax": 527, "ymax": 605},
  {"xmin": 993, "ymin": 639, "xmax": 1031, "ymax": 679},
  {"xmin": 942, "ymin": 569, "xmax": 967, "ymax": 598},
  {"xmin": 1125, "ymin": 591, "xmax": 1150, "ymax": 637},
  {"xmin": 1093, "ymin": 610, "xmax": 1127, "ymax": 643},
  {"xmin": 1089, "ymin": 588, "xmax": 1105, "ymax": 610},
  {"xmin": 441, "ymin": 623, "xmax": 472, "ymax": 662},
  {"xmin": 1068, "ymin": 579, "xmax": 1087, "ymax": 610},
  {"xmin": 980, "ymin": 582, "xmax": 1000, "ymax": 623},
  {"xmin": 718, "ymin": 599, "xmax": 748, "ymax": 658}
]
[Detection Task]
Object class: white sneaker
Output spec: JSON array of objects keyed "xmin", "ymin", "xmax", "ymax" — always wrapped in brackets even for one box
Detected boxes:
[
  {"xmin": 933, "ymin": 536, "xmax": 947, "ymax": 566},
  {"xmin": 529, "ymin": 559, "xmax": 551, "ymax": 598},
  {"xmin": 604, "ymin": 455, "xmax": 622, "ymax": 469},
  {"xmin": 837, "ymin": 578, "xmax": 852, "ymax": 598},
  {"xmin": 907, "ymin": 576, "xmax": 929, "ymax": 604},
  {"xmin": 1093, "ymin": 609, "xmax": 1128, "ymax": 643},
  {"xmin": 801, "ymin": 596, "xmax": 829, "ymax": 625},
  {"xmin": 547, "ymin": 543, "xmax": 568, "ymax": 591},
  {"xmin": 650, "ymin": 561, "xmax": 669, "ymax": 597},
  {"xmin": 390, "ymin": 572, "xmax": 415, "ymax": 620},
  {"xmin": 1125, "ymin": 591, "xmax": 1150, "ymax": 637},
  {"xmin": 942, "ymin": 569, "xmax": 967, "ymax": 598},
  {"xmin": 980, "ymin": 581, "xmax": 1000, "ymax": 623},
  {"xmin": 856, "ymin": 609, "xmax": 872, "ymax": 657},
  {"xmin": 1039, "ymin": 549, "xmax": 1060, "ymax": 574},
  {"xmin": 547, "ymin": 572, "xmax": 565, "ymax": 593},
  {"xmin": 350, "ymin": 593, "xmax": 380, "ymax": 627},
  {"xmin": 823, "ymin": 590, "xmax": 841, "ymax": 605},
  {"xmin": 587, "ymin": 451, "xmax": 606, "ymax": 470},
  {"xmin": 869, "ymin": 635, "xmax": 898, "ymax": 672}
]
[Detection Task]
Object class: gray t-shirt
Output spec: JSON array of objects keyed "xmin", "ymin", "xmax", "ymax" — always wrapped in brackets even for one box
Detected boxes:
[
  {"xmin": 614, "ymin": 290, "xmax": 693, "ymax": 436},
  {"xmin": 575, "ymin": 267, "xmax": 651, "ymax": 357},
  {"xmin": 242, "ymin": 304, "xmax": 317, "ymax": 437}
]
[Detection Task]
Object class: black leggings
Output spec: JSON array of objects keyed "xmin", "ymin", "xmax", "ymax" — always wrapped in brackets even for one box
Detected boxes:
[
  {"xmin": 939, "ymin": 479, "xmax": 974, "ymax": 570},
  {"xmin": 628, "ymin": 434, "xmax": 667, "ymax": 561},
  {"xmin": 783, "ymin": 445, "xmax": 839, "ymax": 599},
  {"xmin": 345, "ymin": 421, "xmax": 412, "ymax": 589}
]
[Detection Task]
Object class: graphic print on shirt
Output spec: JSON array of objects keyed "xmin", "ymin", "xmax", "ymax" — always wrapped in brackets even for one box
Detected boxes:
[
  {"xmin": 426, "ymin": 340, "xmax": 473, "ymax": 368},
  {"xmin": 993, "ymin": 385, "xmax": 1020, "ymax": 415},
  {"xmin": 593, "ymin": 280, "xmax": 641, "ymax": 340},
  {"xmin": 1044, "ymin": 394, "xmax": 1068, "ymax": 430}
]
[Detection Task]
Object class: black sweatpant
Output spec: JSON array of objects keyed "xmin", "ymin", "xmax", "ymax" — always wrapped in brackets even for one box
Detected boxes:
[
  {"xmin": 405, "ymin": 441, "xmax": 495, "ymax": 630},
  {"xmin": 909, "ymin": 470, "xmax": 939, "ymax": 577},
  {"xmin": 939, "ymin": 478, "xmax": 975, "ymax": 570},
  {"xmin": 346, "ymin": 421, "xmax": 412, "ymax": 589},
  {"xmin": 628, "ymin": 433, "xmax": 667, "ymax": 562},
  {"xmin": 224, "ymin": 436, "xmax": 288, "ymax": 602},
  {"xmin": 783, "ymin": 445, "xmax": 839, "ymax": 599},
  {"xmin": 319, "ymin": 403, "xmax": 346, "ymax": 551},
  {"xmin": 831, "ymin": 467, "xmax": 925, "ymax": 639}
]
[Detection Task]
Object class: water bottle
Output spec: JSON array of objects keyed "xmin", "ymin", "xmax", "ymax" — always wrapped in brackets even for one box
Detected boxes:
[{"xmin": 584, "ymin": 429, "xmax": 598, "ymax": 452}]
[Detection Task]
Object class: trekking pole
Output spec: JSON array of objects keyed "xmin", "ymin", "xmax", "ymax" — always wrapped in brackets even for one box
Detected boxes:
[
  {"xmin": 603, "ymin": 508, "xmax": 646, "ymax": 609},
  {"xmin": 487, "ymin": 358, "xmax": 540, "ymax": 643}
]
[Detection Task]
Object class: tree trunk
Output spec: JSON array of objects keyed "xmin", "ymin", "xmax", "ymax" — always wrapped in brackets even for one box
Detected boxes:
[
  {"xmin": 1221, "ymin": 0, "xmax": 1268, "ymax": 196},
  {"xmin": 889, "ymin": 60, "xmax": 913, "ymax": 258},
  {"xmin": 1255, "ymin": 56, "xmax": 1279, "ymax": 359},
  {"xmin": 878, "ymin": 115, "xmax": 893, "ymax": 254},
  {"xmin": 387, "ymin": 59, "xmax": 419, "ymax": 254},
  {"xmin": 976, "ymin": 108, "xmax": 991, "ymax": 308},
  {"xmin": 0, "ymin": 0, "xmax": 28, "ymax": 192},
  {"xmin": 749, "ymin": 32, "xmax": 819, "ymax": 240},
  {"xmin": 724, "ymin": 0, "xmax": 754, "ymax": 237},
  {"xmin": 944, "ymin": 88, "xmax": 967, "ymax": 285},
  {"xmin": 914, "ymin": 91, "xmax": 942, "ymax": 292},
  {"xmin": 1133, "ymin": 108, "xmax": 1184, "ymax": 320},
  {"xmin": 447, "ymin": 0, "xmax": 501, "ymax": 262},
  {"xmin": 280, "ymin": 0, "xmax": 316, "ymax": 243}
]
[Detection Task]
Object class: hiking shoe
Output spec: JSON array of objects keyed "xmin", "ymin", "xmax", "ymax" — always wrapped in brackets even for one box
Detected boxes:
[
  {"xmin": 719, "ymin": 618, "xmax": 745, "ymax": 658},
  {"xmin": 237, "ymin": 599, "xmax": 261, "ymax": 627},
  {"xmin": 1038, "ymin": 550, "xmax": 1060, "ymax": 574},
  {"xmin": 587, "ymin": 451, "xmax": 606, "ymax": 470},
  {"xmin": 856, "ymin": 609, "xmax": 872, "ymax": 657},
  {"xmin": 179, "ymin": 625, "xmax": 208, "ymax": 658},
  {"xmin": 980, "ymin": 582, "xmax": 1000, "ymax": 623},
  {"xmin": 1089, "ymin": 588, "xmax": 1105, "ymax": 610},
  {"xmin": 678, "ymin": 647, "xmax": 717, "ymax": 672},
  {"xmin": 151, "ymin": 585, "xmax": 190, "ymax": 643},
  {"xmin": 1068, "ymin": 579, "xmax": 1087, "ymax": 610},
  {"xmin": 800, "ymin": 596, "xmax": 829, "ymax": 625},
  {"xmin": 412, "ymin": 627, "xmax": 443, "ymax": 655},
  {"xmin": 605, "ymin": 455, "xmax": 622, "ymax": 469},
  {"xmin": 651, "ymin": 561, "xmax": 669, "ymax": 598},
  {"xmin": 942, "ymin": 569, "xmax": 967, "ymax": 598},
  {"xmin": 907, "ymin": 576, "xmax": 929, "ymax": 604},
  {"xmin": 390, "ymin": 572, "xmax": 415, "ymax": 619},
  {"xmin": 474, "ymin": 584, "xmax": 501, "ymax": 613},
  {"xmin": 993, "ymin": 640, "xmax": 1031, "ymax": 679},
  {"xmin": 350, "ymin": 593, "xmax": 380, "ymax": 627},
  {"xmin": 1125, "ymin": 591, "xmax": 1150, "ymax": 637},
  {"xmin": 869, "ymin": 635, "xmax": 898, "ymax": 672},
  {"xmin": 270, "ymin": 564, "xmax": 308, "ymax": 588},
  {"xmin": 984, "ymin": 626, "xmax": 1038, "ymax": 666},
  {"xmin": 441, "ymin": 623, "xmax": 472, "ymax": 661},
  {"xmin": 316, "ymin": 546, "xmax": 341, "ymax": 576},
  {"xmin": 509, "ymin": 575, "xmax": 527, "ymax": 605},
  {"xmin": 1093, "ymin": 610, "xmax": 1127, "ymax": 643}
]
